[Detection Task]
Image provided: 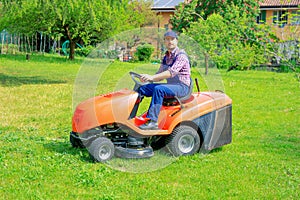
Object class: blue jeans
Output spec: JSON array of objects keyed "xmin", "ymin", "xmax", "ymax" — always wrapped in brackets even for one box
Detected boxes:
[{"xmin": 138, "ymin": 83, "xmax": 189, "ymax": 122}]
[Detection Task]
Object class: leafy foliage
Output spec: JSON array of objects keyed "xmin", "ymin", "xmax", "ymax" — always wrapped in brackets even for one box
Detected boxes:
[
  {"xmin": 185, "ymin": 5, "xmax": 269, "ymax": 70},
  {"xmin": 171, "ymin": 1, "xmax": 279, "ymax": 71},
  {"xmin": 170, "ymin": 0, "xmax": 259, "ymax": 32},
  {"xmin": 0, "ymin": 44, "xmax": 19, "ymax": 54},
  {"xmin": 134, "ymin": 43, "xmax": 155, "ymax": 62},
  {"xmin": 0, "ymin": 0, "xmax": 155, "ymax": 60}
]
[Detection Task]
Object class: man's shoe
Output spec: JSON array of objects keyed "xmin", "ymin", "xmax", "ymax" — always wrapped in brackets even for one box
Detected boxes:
[{"xmin": 139, "ymin": 121, "xmax": 159, "ymax": 130}]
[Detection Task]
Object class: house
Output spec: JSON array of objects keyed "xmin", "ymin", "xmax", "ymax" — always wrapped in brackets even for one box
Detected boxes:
[
  {"xmin": 257, "ymin": 0, "xmax": 300, "ymax": 40},
  {"xmin": 152, "ymin": 0, "xmax": 300, "ymax": 40},
  {"xmin": 151, "ymin": 0, "xmax": 185, "ymax": 30}
]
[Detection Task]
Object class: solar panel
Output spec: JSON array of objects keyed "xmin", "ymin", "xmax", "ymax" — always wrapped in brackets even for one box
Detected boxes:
[{"xmin": 152, "ymin": 0, "xmax": 185, "ymax": 9}]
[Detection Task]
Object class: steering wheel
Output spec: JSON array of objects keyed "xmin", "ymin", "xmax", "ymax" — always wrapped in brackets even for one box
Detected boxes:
[
  {"xmin": 129, "ymin": 71, "xmax": 152, "ymax": 86},
  {"xmin": 129, "ymin": 71, "xmax": 152, "ymax": 91}
]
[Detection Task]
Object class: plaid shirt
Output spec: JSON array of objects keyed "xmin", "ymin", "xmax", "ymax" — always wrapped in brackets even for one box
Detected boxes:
[{"xmin": 157, "ymin": 47, "xmax": 191, "ymax": 86}]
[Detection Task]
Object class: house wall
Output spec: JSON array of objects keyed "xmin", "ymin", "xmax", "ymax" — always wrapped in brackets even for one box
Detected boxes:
[
  {"xmin": 155, "ymin": 12, "xmax": 174, "ymax": 31},
  {"xmin": 159, "ymin": 12, "xmax": 174, "ymax": 30},
  {"xmin": 146, "ymin": 12, "xmax": 174, "ymax": 59},
  {"xmin": 264, "ymin": 8, "xmax": 300, "ymax": 40},
  {"xmin": 153, "ymin": 3, "xmax": 299, "ymax": 41}
]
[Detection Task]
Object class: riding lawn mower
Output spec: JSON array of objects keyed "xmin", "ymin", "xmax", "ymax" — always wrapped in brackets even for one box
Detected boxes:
[{"xmin": 70, "ymin": 72, "xmax": 232, "ymax": 162}]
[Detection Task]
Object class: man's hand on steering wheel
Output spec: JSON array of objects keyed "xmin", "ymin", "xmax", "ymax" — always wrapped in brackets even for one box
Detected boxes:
[
  {"xmin": 129, "ymin": 71, "xmax": 152, "ymax": 87},
  {"xmin": 140, "ymin": 74, "xmax": 154, "ymax": 82}
]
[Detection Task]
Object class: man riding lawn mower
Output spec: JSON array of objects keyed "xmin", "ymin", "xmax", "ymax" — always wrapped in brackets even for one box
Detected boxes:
[{"xmin": 70, "ymin": 31, "xmax": 232, "ymax": 162}]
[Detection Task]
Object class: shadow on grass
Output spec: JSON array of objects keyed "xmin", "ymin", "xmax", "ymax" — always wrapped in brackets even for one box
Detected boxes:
[
  {"xmin": 44, "ymin": 138, "xmax": 225, "ymax": 164},
  {"xmin": 210, "ymin": 147, "xmax": 223, "ymax": 153},
  {"xmin": 198, "ymin": 146, "xmax": 223, "ymax": 156},
  {"xmin": 0, "ymin": 73, "xmax": 67, "ymax": 87},
  {"xmin": 43, "ymin": 140, "xmax": 93, "ymax": 163}
]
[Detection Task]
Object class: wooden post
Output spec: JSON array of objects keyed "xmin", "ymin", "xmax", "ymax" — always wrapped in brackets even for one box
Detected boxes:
[
  {"xmin": 6, "ymin": 32, "xmax": 8, "ymax": 54},
  {"xmin": 27, "ymin": 36, "xmax": 31, "ymax": 53},
  {"xmin": 36, "ymin": 33, "xmax": 38, "ymax": 52},
  {"xmin": 17, "ymin": 34, "xmax": 20, "ymax": 52},
  {"xmin": 43, "ymin": 34, "xmax": 46, "ymax": 53},
  {"xmin": 1, "ymin": 31, "xmax": 4, "ymax": 54},
  {"xmin": 49, "ymin": 35, "xmax": 51, "ymax": 53},
  {"xmin": 40, "ymin": 32, "xmax": 43, "ymax": 53},
  {"xmin": 26, "ymin": 53, "xmax": 30, "ymax": 61},
  {"xmin": 31, "ymin": 35, "xmax": 34, "ymax": 53}
]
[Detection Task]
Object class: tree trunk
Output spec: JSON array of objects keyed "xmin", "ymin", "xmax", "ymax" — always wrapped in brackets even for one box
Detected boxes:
[
  {"xmin": 64, "ymin": 24, "xmax": 75, "ymax": 60},
  {"xmin": 69, "ymin": 40, "xmax": 76, "ymax": 60},
  {"xmin": 204, "ymin": 52, "xmax": 209, "ymax": 75}
]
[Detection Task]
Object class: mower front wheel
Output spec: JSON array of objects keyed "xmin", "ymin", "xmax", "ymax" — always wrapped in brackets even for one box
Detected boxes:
[
  {"xmin": 166, "ymin": 125, "xmax": 200, "ymax": 156},
  {"xmin": 88, "ymin": 137, "xmax": 115, "ymax": 162}
]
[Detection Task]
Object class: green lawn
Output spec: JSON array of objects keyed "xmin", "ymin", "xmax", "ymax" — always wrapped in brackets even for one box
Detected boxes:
[{"xmin": 0, "ymin": 54, "xmax": 299, "ymax": 199}]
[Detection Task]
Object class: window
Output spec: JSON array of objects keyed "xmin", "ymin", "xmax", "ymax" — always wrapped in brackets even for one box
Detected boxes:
[
  {"xmin": 291, "ymin": 10, "xmax": 300, "ymax": 25},
  {"xmin": 164, "ymin": 24, "xmax": 169, "ymax": 31},
  {"xmin": 256, "ymin": 10, "xmax": 266, "ymax": 24},
  {"xmin": 273, "ymin": 10, "xmax": 288, "ymax": 28}
]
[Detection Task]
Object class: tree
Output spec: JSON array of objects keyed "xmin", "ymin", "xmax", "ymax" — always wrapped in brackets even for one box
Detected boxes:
[
  {"xmin": 170, "ymin": 0, "xmax": 260, "ymax": 32},
  {"xmin": 0, "ymin": 0, "xmax": 155, "ymax": 60},
  {"xmin": 185, "ymin": 4, "xmax": 270, "ymax": 71},
  {"xmin": 171, "ymin": 1, "xmax": 278, "ymax": 73}
]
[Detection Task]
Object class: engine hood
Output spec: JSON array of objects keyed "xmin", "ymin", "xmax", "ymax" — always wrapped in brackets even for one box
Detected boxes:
[{"xmin": 72, "ymin": 89, "xmax": 138, "ymax": 133}]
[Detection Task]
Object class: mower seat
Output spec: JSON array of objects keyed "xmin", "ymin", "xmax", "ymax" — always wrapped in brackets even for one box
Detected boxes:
[{"xmin": 163, "ymin": 78, "xmax": 193, "ymax": 108}]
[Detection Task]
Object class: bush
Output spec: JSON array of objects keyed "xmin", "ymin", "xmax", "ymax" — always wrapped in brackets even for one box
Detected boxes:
[
  {"xmin": 75, "ymin": 45, "xmax": 94, "ymax": 57},
  {"xmin": 134, "ymin": 43, "xmax": 154, "ymax": 62},
  {"xmin": 0, "ymin": 44, "xmax": 19, "ymax": 54}
]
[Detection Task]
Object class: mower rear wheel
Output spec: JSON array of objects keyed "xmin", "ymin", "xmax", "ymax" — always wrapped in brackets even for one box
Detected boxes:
[
  {"xmin": 166, "ymin": 125, "xmax": 200, "ymax": 156},
  {"xmin": 88, "ymin": 137, "xmax": 114, "ymax": 162}
]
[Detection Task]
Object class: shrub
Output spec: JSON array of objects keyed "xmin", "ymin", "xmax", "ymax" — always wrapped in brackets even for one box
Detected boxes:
[
  {"xmin": 0, "ymin": 44, "xmax": 19, "ymax": 54},
  {"xmin": 134, "ymin": 43, "xmax": 154, "ymax": 62},
  {"xmin": 75, "ymin": 45, "xmax": 94, "ymax": 57}
]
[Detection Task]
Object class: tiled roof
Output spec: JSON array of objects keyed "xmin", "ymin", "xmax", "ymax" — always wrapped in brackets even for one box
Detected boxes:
[
  {"xmin": 152, "ymin": 0, "xmax": 185, "ymax": 10},
  {"xmin": 259, "ymin": 0, "xmax": 300, "ymax": 6}
]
